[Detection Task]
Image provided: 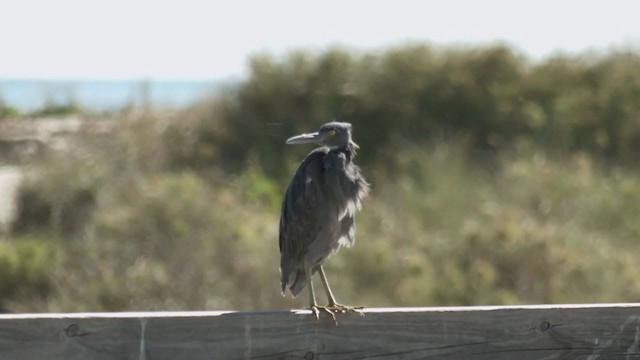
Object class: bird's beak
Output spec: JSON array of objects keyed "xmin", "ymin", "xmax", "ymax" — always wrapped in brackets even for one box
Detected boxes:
[
  {"xmin": 286, "ymin": 132, "xmax": 321, "ymax": 145},
  {"xmin": 349, "ymin": 139, "xmax": 360, "ymax": 149}
]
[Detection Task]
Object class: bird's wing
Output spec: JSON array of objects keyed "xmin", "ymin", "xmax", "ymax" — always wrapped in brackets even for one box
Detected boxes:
[{"xmin": 279, "ymin": 150, "xmax": 325, "ymax": 276}]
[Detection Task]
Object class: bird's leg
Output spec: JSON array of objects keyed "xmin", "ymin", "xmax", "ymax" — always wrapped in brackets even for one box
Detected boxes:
[
  {"xmin": 305, "ymin": 266, "xmax": 320, "ymax": 319},
  {"xmin": 306, "ymin": 265, "xmax": 340, "ymax": 325},
  {"xmin": 305, "ymin": 266, "xmax": 337, "ymax": 325},
  {"xmin": 317, "ymin": 265, "xmax": 365, "ymax": 316},
  {"xmin": 317, "ymin": 265, "xmax": 338, "ymax": 306}
]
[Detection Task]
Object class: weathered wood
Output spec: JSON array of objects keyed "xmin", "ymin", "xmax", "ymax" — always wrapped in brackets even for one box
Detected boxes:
[{"xmin": 1, "ymin": 304, "xmax": 639, "ymax": 359}]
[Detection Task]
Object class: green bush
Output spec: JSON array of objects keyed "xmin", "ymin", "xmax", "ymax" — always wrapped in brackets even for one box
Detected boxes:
[
  {"xmin": 31, "ymin": 98, "xmax": 81, "ymax": 117},
  {"xmin": 331, "ymin": 147, "xmax": 640, "ymax": 307},
  {"xmin": 0, "ymin": 237, "xmax": 60, "ymax": 311},
  {"xmin": 194, "ymin": 45, "xmax": 640, "ymax": 177},
  {"xmin": 41, "ymin": 171, "xmax": 284, "ymax": 311},
  {"xmin": 13, "ymin": 150, "xmax": 100, "ymax": 236},
  {"xmin": 0, "ymin": 98, "xmax": 20, "ymax": 119},
  {"xmin": 4, "ymin": 44, "xmax": 640, "ymax": 312}
]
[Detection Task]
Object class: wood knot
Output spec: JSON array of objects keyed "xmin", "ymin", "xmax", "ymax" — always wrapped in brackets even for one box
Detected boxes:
[
  {"xmin": 539, "ymin": 321, "xmax": 551, "ymax": 332},
  {"xmin": 64, "ymin": 323, "xmax": 80, "ymax": 337}
]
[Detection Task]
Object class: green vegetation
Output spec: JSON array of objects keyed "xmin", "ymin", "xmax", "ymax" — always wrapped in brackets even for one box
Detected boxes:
[
  {"xmin": 0, "ymin": 95, "xmax": 85, "ymax": 119},
  {"xmin": 3, "ymin": 44, "xmax": 640, "ymax": 312},
  {"xmin": 0, "ymin": 98, "xmax": 20, "ymax": 119},
  {"xmin": 31, "ymin": 98, "xmax": 82, "ymax": 117}
]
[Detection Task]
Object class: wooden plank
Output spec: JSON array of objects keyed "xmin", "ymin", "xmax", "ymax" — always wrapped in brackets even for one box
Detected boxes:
[{"xmin": 1, "ymin": 304, "xmax": 639, "ymax": 359}]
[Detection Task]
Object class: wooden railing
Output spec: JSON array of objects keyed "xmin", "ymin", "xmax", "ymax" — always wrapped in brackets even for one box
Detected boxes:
[{"xmin": 1, "ymin": 304, "xmax": 639, "ymax": 359}]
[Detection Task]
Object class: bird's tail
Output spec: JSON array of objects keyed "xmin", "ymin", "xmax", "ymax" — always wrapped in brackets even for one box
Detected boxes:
[
  {"xmin": 281, "ymin": 264, "xmax": 308, "ymax": 298},
  {"xmin": 280, "ymin": 262, "xmax": 288, "ymax": 295},
  {"xmin": 289, "ymin": 270, "xmax": 307, "ymax": 297}
]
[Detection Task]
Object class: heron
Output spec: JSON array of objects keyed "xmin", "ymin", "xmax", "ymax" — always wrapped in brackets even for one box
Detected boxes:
[{"xmin": 279, "ymin": 121, "xmax": 369, "ymax": 323}]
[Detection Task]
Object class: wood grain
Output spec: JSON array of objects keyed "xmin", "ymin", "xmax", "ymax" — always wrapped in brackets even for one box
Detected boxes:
[{"xmin": 1, "ymin": 304, "xmax": 639, "ymax": 359}]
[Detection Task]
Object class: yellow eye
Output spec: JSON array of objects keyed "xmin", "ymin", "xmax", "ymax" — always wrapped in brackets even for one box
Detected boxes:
[{"xmin": 329, "ymin": 130, "xmax": 337, "ymax": 136}]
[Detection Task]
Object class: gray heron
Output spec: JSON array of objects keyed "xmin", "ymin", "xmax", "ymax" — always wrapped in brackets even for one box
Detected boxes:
[{"xmin": 279, "ymin": 121, "xmax": 369, "ymax": 323}]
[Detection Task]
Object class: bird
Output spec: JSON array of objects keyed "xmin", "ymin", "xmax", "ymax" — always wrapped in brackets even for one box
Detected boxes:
[{"xmin": 279, "ymin": 121, "xmax": 369, "ymax": 323}]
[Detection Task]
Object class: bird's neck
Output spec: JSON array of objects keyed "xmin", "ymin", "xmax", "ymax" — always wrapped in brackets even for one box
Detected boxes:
[{"xmin": 328, "ymin": 145, "xmax": 355, "ymax": 162}]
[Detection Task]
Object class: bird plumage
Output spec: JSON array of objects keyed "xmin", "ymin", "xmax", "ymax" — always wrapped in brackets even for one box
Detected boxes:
[{"xmin": 279, "ymin": 122, "xmax": 369, "ymax": 297}]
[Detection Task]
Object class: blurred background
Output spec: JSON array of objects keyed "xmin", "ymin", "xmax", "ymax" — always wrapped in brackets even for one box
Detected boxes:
[{"xmin": 1, "ymin": 0, "xmax": 640, "ymax": 312}]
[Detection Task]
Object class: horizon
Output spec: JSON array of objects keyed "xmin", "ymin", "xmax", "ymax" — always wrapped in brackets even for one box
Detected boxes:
[
  {"xmin": 2, "ymin": 42, "xmax": 639, "ymax": 111},
  {"xmin": 0, "ymin": 78, "xmax": 227, "ymax": 111}
]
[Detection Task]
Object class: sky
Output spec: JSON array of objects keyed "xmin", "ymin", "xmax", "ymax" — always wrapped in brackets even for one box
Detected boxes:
[{"xmin": 1, "ymin": 0, "xmax": 639, "ymax": 80}]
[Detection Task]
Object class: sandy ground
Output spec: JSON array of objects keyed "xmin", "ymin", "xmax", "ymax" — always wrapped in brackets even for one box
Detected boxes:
[
  {"xmin": 0, "ymin": 166, "xmax": 23, "ymax": 232},
  {"xmin": 0, "ymin": 116, "xmax": 87, "ymax": 233},
  {"xmin": 0, "ymin": 116, "xmax": 114, "ymax": 233}
]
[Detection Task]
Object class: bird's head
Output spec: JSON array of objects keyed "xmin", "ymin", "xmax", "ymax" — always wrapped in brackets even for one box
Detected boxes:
[{"xmin": 286, "ymin": 122, "xmax": 359, "ymax": 150}]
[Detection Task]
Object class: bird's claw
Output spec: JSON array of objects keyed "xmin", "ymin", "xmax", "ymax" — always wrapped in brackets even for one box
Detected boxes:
[
  {"xmin": 310, "ymin": 306, "xmax": 321, "ymax": 320},
  {"xmin": 328, "ymin": 303, "xmax": 365, "ymax": 317},
  {"xmin": 310, "ymin": 305, "xmax": 339, "ymax": 326},
  {"xmin": 309, "ymin": 304, "xmax": 365, "ymax": 326}
]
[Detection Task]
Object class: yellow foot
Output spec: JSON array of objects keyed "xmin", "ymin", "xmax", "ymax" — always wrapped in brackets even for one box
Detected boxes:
[
  {"xmin": 328, "ymin": 303, "xmax": 365, "ymax": 317},
  {"xmin": 310, "ymin": 305, "xmax": 339, "ymax": 326},
  {"xmin": 309, "ymin": 304, "xmax": 365, "ymax": 326}
]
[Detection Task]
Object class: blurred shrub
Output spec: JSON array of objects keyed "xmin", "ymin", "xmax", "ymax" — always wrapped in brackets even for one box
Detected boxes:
[
  {"xmin": 7, "ymin": 120, "xmax": 640, "ymax": 312},
  {"xmin": 332, "ymin": 147, "xmax": 640, "ymax": 307},
  {"xmin": 0, "ymin": 98, "xmax": 20, "ymax": 119},
  {"xmin": 31, "ymin": 98, "xmax": 81, "ymax": 117},
  {"xmin": 189, "ymin": 45, "xmax": 640, "ymax": 178},
  {"xmin": 521, "ymin": 52, "xmax": 640, "ymax": 163},
  {"xmin": 13, "ymin": 150, "xmax": 100, "ymax": 236},
  {"xmin": 4, "ymin": 44, "xmax": 640, "ymax": 312},
  {"xmin": 102, "ymin": 45, "xmax": 640, "ymax": 182},
  {"xmin": 43, "ymin": 171, "xmax": 283, "ymax": 311},
  {"xmin": 13, "ymin": 183, "xmax": 95, "ymax": 236},
  {"xmin": 0, "ymin": 237, "xmax": 60, "ymax": 311}
]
